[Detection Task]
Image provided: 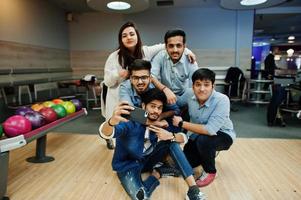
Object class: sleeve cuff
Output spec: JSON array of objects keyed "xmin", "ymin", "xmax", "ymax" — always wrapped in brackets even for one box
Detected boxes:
[
  {"xmin": 98, "ymin": 122, "xmax": 115, "ymax": 139},
  {"xmin": 204, "ymin": 125, "xmax": 217, "ymax": 136}
]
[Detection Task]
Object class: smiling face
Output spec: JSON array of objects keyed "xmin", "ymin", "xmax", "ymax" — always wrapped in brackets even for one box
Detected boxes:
[
  {"xmin": 143, "ymin": 100, "xmax": 163, "ymax": 121},
  {"xmin": 192, "ymin": 79, "xmax": 214, "ymax": 105},
  {"xmin": 121, "ymin": 26, "xmax": 138, "ymax": 52},
  {"xmin": 130, "ymin": 69, "xmax": 150, "ymax": 94},
  {"xmin": 166, "ymin": 36, "xmax": 185, "ymax": 64}
]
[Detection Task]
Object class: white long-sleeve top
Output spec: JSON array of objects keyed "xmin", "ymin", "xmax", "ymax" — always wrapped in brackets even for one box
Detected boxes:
[{"xmin": 103, "ymin": 44, "xmax": 164, "ymax": 119}]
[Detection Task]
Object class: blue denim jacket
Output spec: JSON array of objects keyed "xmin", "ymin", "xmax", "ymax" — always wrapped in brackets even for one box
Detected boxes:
[{"xmin": 112, "ymin": 121, "xmax": 157, "ymax": 173}]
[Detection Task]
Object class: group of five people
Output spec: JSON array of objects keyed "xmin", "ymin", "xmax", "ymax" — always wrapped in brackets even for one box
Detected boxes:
[{"xmin": 99, "ymin": 21, "xmax": 236, "ymax": 200}]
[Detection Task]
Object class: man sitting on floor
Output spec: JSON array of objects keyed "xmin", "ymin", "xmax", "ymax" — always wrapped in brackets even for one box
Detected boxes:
[{"xmin": 99, "ymin": 88, "xmax": 206, "ymax": 200}]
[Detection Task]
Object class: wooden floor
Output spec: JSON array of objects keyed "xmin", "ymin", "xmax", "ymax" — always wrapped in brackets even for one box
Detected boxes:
[{"xmin": 6, "ymin": 133, "xmax": 301, "ymax": 200}]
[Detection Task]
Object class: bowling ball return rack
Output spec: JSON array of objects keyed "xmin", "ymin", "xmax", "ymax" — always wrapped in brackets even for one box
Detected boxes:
[{"xmin": 0, "ymin": 108, "xmax": 87, "ymax": 200}]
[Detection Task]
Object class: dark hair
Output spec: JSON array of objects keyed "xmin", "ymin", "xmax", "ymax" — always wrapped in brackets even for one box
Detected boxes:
[
  {"xmin": 164, "ymin": 29, "xmax": 186, "ymax": 44},
  {"xmin": 128, "ymin": 59, "xmax": 151, "ymax": 75},
  {"xmin": 141, "ymin": 88, "xmax": 167, "ymax": 106},
  {"xmin": 192, "ymin": 68, "xmax": 215, "ymax": 84},
  {"xmin": 118, "ymin": 21, "xmax": 144, "ymax": 69}
]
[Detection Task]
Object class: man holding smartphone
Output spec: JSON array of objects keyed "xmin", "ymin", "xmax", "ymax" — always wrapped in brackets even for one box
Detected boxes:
[{"xmin": 99, "ymin": 88, "xmax": 205, "ymax": 200}]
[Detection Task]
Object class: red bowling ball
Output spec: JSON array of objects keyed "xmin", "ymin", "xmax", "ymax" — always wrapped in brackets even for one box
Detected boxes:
[
  {"xmin": 3, "ymin": 115, "xmax": 32, "ymax": 137},
  {"xmin": 39, "ymin": 107, "xmax": 58, "ymax": 123}
]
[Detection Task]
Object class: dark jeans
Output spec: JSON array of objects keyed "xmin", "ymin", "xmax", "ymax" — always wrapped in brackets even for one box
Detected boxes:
[
  {"xmin": 117, "ymin": 141, "xmax": 193, "ymax": 200},
  {"xmin": 184, "ymin": 131, "xmax": 233, "ymax": 174},
  {"xmin": 267, "ymin": 84, "xmax": 286, "ymax": 124}
]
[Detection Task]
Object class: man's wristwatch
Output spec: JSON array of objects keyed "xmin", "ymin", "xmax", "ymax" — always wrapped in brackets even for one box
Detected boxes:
[{"xmin": 178, "ymin": 120, "xmax": 183, "ymax": 129}]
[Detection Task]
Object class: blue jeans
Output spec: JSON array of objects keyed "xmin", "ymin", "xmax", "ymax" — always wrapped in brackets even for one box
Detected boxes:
[{"xmin": 117, "ymin": 141, "xmax": 193, "ymax": 200}]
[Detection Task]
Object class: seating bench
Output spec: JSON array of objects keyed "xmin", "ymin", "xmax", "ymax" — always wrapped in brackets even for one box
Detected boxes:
[{"xmin": 0, "ymin": 67, "xmax": 80, "ymax": 106}]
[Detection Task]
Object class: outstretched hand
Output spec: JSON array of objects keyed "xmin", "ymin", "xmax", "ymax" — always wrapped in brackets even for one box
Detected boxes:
[{"xmin": 109, "ymin": 101, "xmax": 134, "ymax": 125}]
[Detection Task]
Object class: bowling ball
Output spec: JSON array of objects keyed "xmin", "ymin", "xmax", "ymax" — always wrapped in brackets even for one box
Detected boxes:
[
  {"xmin": 15, "ymin": 106, "xmax": 33, "ymax": 116},
  {"xmin": 42, "ymin": 101, "xmax": 55, "ymax": 108},
  {"xmin": 24, "ymin": 111, "xmax": 46, "ymax": 129},
  {"xmin": 0, "ymin": 124, "xmax": 3, "ymax": 138},
  {"xmin": 62, "ymin": 101, "xmax": 76, "ymax": 115},
  {"xmin": 3, "ymin": 115, "xmax": 32, "ymax": 137},
  {"xmin": 52, "ymin": 99, "xmax": 64, "ymax": 104},
  {"xmin": 31, "ymin": 103, "xmax": 45, "ymax": 112},
  {"xmin": 51, "ymin": 104, "xmax": 67, "ymax": 118},
  {"xmin": 39, "ymin": 107, "xmax": 57, "ymax": 123},
  {"xmin": 70, "ymin": 99, "xmax": 82, "ymax": 111}
]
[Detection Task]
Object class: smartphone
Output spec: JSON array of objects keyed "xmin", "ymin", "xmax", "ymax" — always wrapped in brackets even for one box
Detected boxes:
[{"xmin": 122, "ymin": 106, "xmax": 148, "ymax": 124}]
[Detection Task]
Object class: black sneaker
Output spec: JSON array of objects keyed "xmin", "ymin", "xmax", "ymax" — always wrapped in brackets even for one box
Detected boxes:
[
  {"xmin": 106, "ymin": 139, "xmax": 114, "ymax": 150},
  {"xmin": 154, "ymin": 163, "xmax": 181, "ymax": 178},
  {"xmin": 186, "ymin": 186, "xmax": 206, "ymax": 200}
]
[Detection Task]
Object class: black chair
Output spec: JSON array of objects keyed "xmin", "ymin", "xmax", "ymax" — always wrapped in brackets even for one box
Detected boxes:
[{"xmin": 224, "ymin": 67, "xmax": 246, "ymax": 111}]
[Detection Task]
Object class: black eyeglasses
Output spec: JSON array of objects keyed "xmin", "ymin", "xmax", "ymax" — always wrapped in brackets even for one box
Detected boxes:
[{"xmin": 131, "ymin": 75, "xmax": 150, "ymax": 82}]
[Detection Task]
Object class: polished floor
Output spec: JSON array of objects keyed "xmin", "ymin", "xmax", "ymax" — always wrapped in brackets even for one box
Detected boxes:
[{"xmin": 7, "ymin": 133, "xmax": 301, "ymax": 200}]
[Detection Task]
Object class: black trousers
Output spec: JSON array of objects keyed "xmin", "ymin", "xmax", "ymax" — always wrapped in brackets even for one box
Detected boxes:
[
  {"xmin": 267, "ymin": 85, "xmax": 286, "ymax": 124},
  {"xmin": 183, "ymin": 131, "xmax": 233, "ymax": 174}
]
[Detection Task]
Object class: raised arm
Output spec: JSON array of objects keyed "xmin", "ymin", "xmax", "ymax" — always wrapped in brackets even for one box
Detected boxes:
[{"xmin": 100, "ymin": 101, "xmax": 134, "ymax": 137}]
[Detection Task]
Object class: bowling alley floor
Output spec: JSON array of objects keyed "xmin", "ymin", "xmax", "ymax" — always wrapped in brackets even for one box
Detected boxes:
[{"xmin": 6, "ymin": 133, "xmax": 301, "ymax": 200}]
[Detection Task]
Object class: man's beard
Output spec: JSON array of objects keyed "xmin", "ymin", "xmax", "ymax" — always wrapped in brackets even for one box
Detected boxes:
[{"xmin": 147, "ymin": 114, "xmax": 159, "ymax": 121}]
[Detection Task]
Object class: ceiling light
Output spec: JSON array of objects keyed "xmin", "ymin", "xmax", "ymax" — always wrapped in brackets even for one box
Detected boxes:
[
  {"xmin": 288, "ymin": 41, "xmax": 295, "ymax": 44},
  {"xmin": 107, "ymin": 1, "xmax": 131, "ymax": 10},
  {"xmin": 288, "ymin": 35, "xmax": 295, "ymax": 40},
  {"xmin": 87, "ymin": 0, "xmax": 149, "ymax": 13},
  {"xmin": 240, "ymin": 0, "xmax": 267, "ymax": 6}
]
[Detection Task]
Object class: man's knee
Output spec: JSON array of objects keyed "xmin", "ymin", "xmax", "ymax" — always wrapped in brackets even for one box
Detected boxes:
[{"xmin": 195, "ymin": 135, "xmax": 213, "ymax": 150}]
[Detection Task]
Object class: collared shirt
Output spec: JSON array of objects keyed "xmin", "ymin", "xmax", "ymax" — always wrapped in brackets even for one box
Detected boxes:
[
  {"xmin": 151, "ymin": 49, "xmax": 198, "ymax": 96},
  {"xmin": 177, "ymin": 89, "xmax": 236, "ymax": 140},
  {"xmin": 119, "ymin": 80, "xmax": 154, "ymax": 107}
]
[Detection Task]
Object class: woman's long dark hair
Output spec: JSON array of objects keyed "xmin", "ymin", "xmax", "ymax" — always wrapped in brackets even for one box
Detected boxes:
[{"xmin": 118, "ymin": 21, "xmax": 144, "ymax": 69}]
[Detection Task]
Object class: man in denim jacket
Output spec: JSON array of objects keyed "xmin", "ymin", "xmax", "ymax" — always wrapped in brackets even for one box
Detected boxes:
[{"xmin": 99, "ymin": 88, "xmax": 205, "ymax": 200}]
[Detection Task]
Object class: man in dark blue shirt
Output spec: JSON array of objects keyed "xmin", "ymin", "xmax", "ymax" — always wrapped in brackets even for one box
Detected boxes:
[{"xmin": 99, "ymin": 88, "xmax": 205, "ymax": 200}]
